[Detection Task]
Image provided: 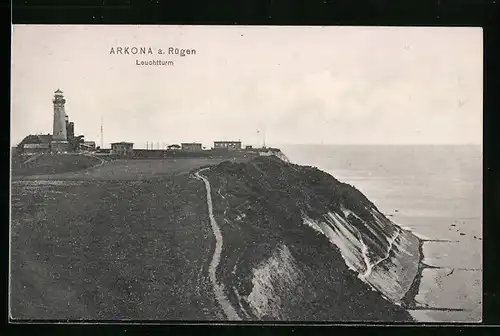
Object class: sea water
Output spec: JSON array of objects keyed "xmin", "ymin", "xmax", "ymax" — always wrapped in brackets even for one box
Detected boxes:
[{"xmin": 280, "ymin": 144, "xmax": 482, "ymax": 322}]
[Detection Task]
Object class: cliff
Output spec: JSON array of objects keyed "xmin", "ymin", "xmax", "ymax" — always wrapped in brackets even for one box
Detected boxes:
[{"xmin": 200, "ymin": 154, "xmax": 420, "ymax": 321}]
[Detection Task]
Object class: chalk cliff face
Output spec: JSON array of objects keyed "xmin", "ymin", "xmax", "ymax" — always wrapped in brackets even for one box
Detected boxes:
[
  {"xmin": 203, "ymin": 154, "xmax": 420, "ymax": 321},
  {"xmin": 257, "ymin": 149, "xmax": 291, "ymax": 162}
]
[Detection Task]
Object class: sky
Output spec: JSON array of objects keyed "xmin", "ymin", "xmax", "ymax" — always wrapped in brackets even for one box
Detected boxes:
[{"xmin": 11, "ymin": 25, "xmax": 483, "ymax": 148}]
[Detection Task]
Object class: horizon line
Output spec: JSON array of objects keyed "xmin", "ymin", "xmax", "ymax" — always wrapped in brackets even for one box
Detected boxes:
[
  {"xmin": 273, "ymin": 143, "xmax": 482, "ymax": 146},
  {"xmin": 10, "ymin": 142, "xmax": 482, "ymax": 147}
]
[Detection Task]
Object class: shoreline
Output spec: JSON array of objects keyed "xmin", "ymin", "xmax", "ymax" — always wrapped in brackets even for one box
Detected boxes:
[
  {"xmin": 283, "ymin": 153, "xmax": 426, "ymax": 314},
  {"xmin": 401, "ymin": 234, "xmax": 424, "ymax": 309}
]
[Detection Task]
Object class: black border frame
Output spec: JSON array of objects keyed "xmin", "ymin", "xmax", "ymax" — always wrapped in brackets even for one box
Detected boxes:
[{"xmin": 5, "ymin": 0, "xmax": 499, "ymax": 334}]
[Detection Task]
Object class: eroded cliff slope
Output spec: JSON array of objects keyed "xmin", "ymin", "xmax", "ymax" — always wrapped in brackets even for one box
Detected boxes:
[{"xmin": 201, "ymin": 155, "xmax": 420, "ymax": 321}]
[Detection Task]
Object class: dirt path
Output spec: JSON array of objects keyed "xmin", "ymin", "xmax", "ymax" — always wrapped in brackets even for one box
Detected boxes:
[
  {"xmin": 83, "ymin": 154, "xmax": 105, "ymax": 168},
  {"xmin": 194, "ymin": 168, "xmax": 241, "ymax": 321},
  {"xmin": 22, "ymin": 153, "xmax": 44, "ymax": 164}
]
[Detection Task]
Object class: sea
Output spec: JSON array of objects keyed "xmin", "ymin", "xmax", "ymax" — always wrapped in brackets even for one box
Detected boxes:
[{"xmin": 279, "ymin": 144, "xmax": 482, "ymax": 323}]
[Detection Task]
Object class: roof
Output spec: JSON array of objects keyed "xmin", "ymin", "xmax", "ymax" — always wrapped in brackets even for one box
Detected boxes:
[
  {"xmin": 19, "ymin": 134, "xmax": 52, "ymax": 146},
  {"xmin": 55, "ymin": 88, "xmax": 63, "ymax": 94},
  {"xmin": 111, "ymin": 142, "xmax": 134, "ymax": 145},
  {"xmin": 258, "ymin": 147, "xmax": 280, "ymax": 152},
  {"xmin": 214, "ymin": 140, "xmax": 242, "ymax": 143},
  {"xmin": 181, "ymin": 142, "xmax": 202, "ymax": 145}
]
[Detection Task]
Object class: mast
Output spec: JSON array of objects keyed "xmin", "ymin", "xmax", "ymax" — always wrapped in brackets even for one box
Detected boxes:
[
  {"xmin": 257, "ymin": 127, "xmax": 267, "ymax": 148},
  {"xmin": 263, "ymin": 126, "xmax": 266, "ymax": 148},
  {"xmin": 100, "ymin": 115, "xmax": 104, "ymax": 149}
]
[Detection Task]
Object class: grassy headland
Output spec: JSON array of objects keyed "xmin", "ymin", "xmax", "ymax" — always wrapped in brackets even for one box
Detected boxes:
[
  {"xmin": 10, "ymin": 156, "xmax": 250, "ymax": 320},
  {"xmin": 11, "ymin": 154, "xmax": 418, "ymax": 321}
]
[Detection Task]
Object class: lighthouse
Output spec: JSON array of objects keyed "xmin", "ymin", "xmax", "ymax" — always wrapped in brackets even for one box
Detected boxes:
[{"xmin": 51, "ymin": 89, "xmax": 69, "ymax": 153}]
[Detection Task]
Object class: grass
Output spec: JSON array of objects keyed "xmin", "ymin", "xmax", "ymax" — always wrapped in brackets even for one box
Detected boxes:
[
  {"xmin": 10, "ymin": 175, "xmax": 221, "ymax": 320},
  {"xmin": 10, "ymin": 157, "xmax": 254, "ymax": 320},
  {"xmin": 13, "ymin": 157, "xmax": 251, "ymax": 181},
  {"xmin": 11, "ymin": 154, "xmax": 102, "ymax": 177},
  {"xmin": 11, "ymin": 155, "xmax": 416, "ymax": 321}
]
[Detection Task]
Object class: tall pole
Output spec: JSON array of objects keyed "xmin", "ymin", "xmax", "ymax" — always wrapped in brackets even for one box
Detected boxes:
[
  {"xmin": 100, "ymin": 115, "xmax": 104, "ymax": 149},
  {"xmin": 263, "ymin": 126, "xmax": 266, "ymax": 148}
]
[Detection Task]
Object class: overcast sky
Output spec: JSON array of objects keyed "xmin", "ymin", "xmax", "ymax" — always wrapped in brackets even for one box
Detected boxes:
[{"xmin": 11, "ymin": 25, "xmax": 482, "ymax": 148}]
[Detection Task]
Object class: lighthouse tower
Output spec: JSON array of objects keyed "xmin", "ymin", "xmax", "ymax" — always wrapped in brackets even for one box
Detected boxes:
[{"xmin": 51, "ymin": 89, "xmax": 69, "ymax": 153}]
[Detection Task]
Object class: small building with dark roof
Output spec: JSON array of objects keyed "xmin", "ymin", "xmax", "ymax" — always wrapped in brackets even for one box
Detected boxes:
[
  {"xmin": 80, "ymin": 141, "xmax": 96, "ymax": 151},
  {"xmin": 110, "ymin": 142, "xmax": 134, "ymax": 156},
  {"xmin": 214, "ymin": 141, "xmax": 242, "ymax": 151},
  {"xmin": 17, "ymin": 134, "xmax": 53, "ymax": 154},
  {"xmin": 181, "ymin": 143, "xmax": 203, "ymax": 152}
]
